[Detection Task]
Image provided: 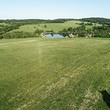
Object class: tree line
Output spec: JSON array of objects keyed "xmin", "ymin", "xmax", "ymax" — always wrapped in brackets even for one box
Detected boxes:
[{"xmin": 59, "ymin": 24, "xmax": 110, "ymax": 38}]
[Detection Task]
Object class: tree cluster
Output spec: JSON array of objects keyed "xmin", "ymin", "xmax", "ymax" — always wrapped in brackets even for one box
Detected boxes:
[
  {"xmin": 81, "ymin": 17, "xmax": 110, "ymax": 24},
  {"xmin": 59, "ymin": 24, "xmax": 110, "ymax": 38},
  {"xmin": 0, "ymin": 29, "xmax": 44, "ymax": 39}
]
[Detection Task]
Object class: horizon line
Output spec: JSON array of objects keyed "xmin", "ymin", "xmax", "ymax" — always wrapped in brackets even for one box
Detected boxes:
[{"xmin": 0, "ymin": 17, "xmax": 110, "ymax": 20}]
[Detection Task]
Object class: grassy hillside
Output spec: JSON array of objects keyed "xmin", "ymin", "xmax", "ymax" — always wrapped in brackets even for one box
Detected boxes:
[
  {"xmin": 10, "ymin": 20, "xmax": 101, "ymax": 33},
  {"xmin": 10, "ymin": 21, "xmax": 80, "ymax": 32},
  {"xmin": 0, "ymin": 38, "xmax": 110, "ymax": 110},
  {"xmin": 0, "ymin": 23, "xmax": 9, "ymax": 26}
]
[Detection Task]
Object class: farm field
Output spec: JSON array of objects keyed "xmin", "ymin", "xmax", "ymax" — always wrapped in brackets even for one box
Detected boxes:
[{"xmin": 0, "ymin": 38, "xmax": 110, "ymax": 110}]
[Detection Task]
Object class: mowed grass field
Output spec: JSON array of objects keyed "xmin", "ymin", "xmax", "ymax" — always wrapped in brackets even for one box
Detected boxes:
[
  {"xmin": 0, "ymin": 38, "xmax": 110, "ymax": 110},
  {"xmin": 10, "ymin": 21, "xmax": 101, "ymax": 33}
]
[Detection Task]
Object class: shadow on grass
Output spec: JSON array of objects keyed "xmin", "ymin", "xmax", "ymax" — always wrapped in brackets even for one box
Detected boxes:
[{"xmin": 100, "ymin": 90, "xmax": 110, "ymax": 108}]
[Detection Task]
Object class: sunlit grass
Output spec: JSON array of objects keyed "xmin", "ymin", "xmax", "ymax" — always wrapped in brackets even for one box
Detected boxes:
[
  {"xmin": 0, "ymin": 38, "xmax": 110, "ymax": 110},
  {"xmin": 10, "ymin": 20, "xmax": 101, "ymax": 33}
]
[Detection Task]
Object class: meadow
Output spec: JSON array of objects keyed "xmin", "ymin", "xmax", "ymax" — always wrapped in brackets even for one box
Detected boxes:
[
  {"xmin": 0, "ymin": 37, "xmax": 110, "ymax": 110},
  {"xmin": 0, "ymin": 23, "xmax": 9, "ymax": 26},
  {"xmin": 10, "ymin": 20, "xmax": 101, "ymax": 33}
]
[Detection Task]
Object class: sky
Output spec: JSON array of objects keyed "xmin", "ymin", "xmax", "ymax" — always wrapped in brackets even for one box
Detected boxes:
[{"xmin": 0, "ymin": 0, "xmax": 110, "ymax": 19}]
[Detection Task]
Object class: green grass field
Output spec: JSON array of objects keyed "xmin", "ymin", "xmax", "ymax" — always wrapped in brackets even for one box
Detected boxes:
[
  {"xmin": 0, "ymin": 23, "xmax": 9, "ymax": 29},
  {"xmin": 0, "ymin": 38, "xmax": 110, "ymax": 110},
  {"xmin": 10, "ymin": 21, "xmax": 101, "ymax": 33},
  {"xmin": 0, "ymin": 22, "xmax": 9, "ymax": 26},
  {"xmin": 10, "ymin": 21, "xmax": 81, "ymax": 33}
]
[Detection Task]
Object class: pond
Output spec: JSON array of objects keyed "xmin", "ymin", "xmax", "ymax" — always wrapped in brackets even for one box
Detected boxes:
[{"xmin": 45, "ymin": 34, "xmax": 68, "ymax": 38}]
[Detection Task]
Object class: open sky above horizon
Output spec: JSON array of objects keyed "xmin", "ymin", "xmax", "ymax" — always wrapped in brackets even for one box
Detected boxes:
[{"xmin": 0, "ymin": 0, "xmax": 110, "ymax": 19}]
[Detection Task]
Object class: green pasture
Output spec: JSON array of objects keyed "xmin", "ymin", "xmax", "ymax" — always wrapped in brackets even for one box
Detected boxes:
[
  {"xmin": 0, "ymin": 22, "xmax": 9, "ymax": 29},
  {"xmin": 0, "ymin": 38, "xmax": 110, "ymax": 110},
  {"xmin": 10, "ymin": 21, "xmax": 81, "ymax": 32},
  {"xmin": 0, "ymin": 22, "xmax": 9, "ymax": 26},
  {"xmin": 85, "ymin": 23, "xmax": 101, "ymax": 29},
  {"xmin": 10, "ymin": 20, "xmax": 101, "ymax": 33}
]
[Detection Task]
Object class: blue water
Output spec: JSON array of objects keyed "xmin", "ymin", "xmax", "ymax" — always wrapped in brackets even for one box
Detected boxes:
[{"xmin": 45, "ymin": 34, "xmax": 66, "ymax": 38}]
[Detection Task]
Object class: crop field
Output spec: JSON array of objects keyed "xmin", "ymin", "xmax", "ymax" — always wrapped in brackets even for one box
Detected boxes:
[
  {"xmin": 10, "ymin": 21, "xmax": 101, "ymax": 33},
  {"xmin": 0, "ymin": 38, "xmax": 110, "ymax": 110}
]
